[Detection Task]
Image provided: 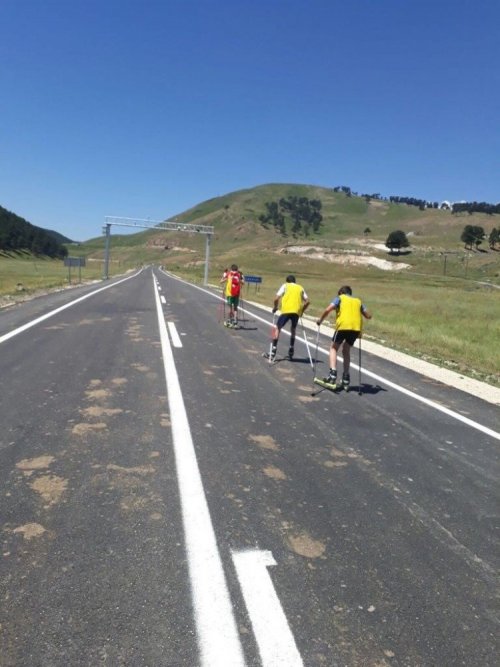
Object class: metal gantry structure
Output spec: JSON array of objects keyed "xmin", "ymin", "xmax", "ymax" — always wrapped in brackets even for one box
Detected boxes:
[{"xmin": 102, "ymin": 216, "xmax": 215, "ymax": 285}]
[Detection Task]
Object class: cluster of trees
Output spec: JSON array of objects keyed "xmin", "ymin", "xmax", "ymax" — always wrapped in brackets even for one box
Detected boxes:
[
  {"xmin": 385, "ymin": 230, "xmax": 410, "ymax": 254},
  {"xmin": 452, "ymin": 202, "xmax": 500, "ymax": 215},
  {"xmin": 0, "ymin": 206, "xmax": 68, "ymax": 258},
  {"xmin": 259, "ymin": 197, "xmax": 322, "ymax": 236},
  {"xmin": 388, "ymin": 196, "xmax": 439, "ymax": 210},
  {"xmin": 489, "ymin": 228, "xmax": 500, "ymax": 248},
  {"xmin": 461, "ymin": 225, "xmax": 485, "ymax": 250},
  {"xmin": 333, "ymin": 186, "xmax": 353, "ymax": 197},
  {"xmin": 460, "ymin": 225, "xmax": 500, "ymax": 250}
]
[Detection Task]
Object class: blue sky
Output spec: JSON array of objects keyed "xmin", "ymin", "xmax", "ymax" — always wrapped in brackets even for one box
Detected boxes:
[{"xmin": 1, "ymin": 0, "xmax": 499, "ymax": 242}]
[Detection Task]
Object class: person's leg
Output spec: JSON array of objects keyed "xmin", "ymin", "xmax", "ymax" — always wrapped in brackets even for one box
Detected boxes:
[
  {"xmin": 233, "ymin": 296, "xmax": 239, "ymax": 324},
  {"xmin": 342, "ymin": 333, "xmax": 358, "ymax": 387},
  {"xmin": 324, "ymin": 341, "xmax": 340, "ymax": 382},
  {"xmin": 329, "ymin": 342, "xmax": 338, "ymax": 371},
  {"xmin": 342, "ymin": 343, "xmax": 351, "ymax": 386},
  {"xmin": 288, "ymin": 316, "xmax": 298, "ymax": 358},
  {"xmin": 271, "ymin": 327, "xmax": 280, "ymax": 358},
  {"xmin": 272, "ymin": 315, "xmax": 287, "ymax": 358}
]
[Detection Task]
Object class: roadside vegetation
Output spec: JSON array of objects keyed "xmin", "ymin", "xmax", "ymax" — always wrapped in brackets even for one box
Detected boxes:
[{"xmin": 1, "ymin": 184, "xmax": 499, "ymax": 386}]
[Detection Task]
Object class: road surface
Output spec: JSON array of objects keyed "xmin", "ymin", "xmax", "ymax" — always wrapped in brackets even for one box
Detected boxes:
[{"xmin": 0, "ymin": 267, "xmax": 498, "ymax": 666}]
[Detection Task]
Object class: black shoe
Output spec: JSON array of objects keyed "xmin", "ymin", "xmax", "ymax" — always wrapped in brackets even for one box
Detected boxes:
[
  {"xmin": 287, "ymin": 347, "xmax": 294, "ymax": 360},
  {"xmin": 322, "ymin": 372, "xmax": 337, "ymax": 385},
  {"xmin": 342, "ymin": 374, "xmax": 350, "ymax": 389}
]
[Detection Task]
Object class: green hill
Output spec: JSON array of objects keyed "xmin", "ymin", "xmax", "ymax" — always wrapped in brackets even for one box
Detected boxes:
[
  {"xmin": 85, "ymin": 183, "xmax": 498, "ymax": 284},
  {"xmin": 0, "ymin": 205, "xmax": 72, "ymax": 256}
]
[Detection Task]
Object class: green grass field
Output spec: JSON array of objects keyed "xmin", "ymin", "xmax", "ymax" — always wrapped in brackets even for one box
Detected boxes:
[{"xmin": 2, "ymin": 185, "xmax": 499, "ymax": 385}]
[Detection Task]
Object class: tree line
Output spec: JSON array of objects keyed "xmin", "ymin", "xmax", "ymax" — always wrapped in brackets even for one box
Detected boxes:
[
  {"xmin": 333, "ymin": 185, "xmax": 500, "ymax": 215},
  {"xmin": 259, "ymin": 197, "xmax": 323, "ymax": 236},
  {"xmin": 451, "ymin": 202, "xmax": 500, "ymax": 215},
  {"xmin": 0, "ymin": 205, "xmax": 68, "ymax": 258}
]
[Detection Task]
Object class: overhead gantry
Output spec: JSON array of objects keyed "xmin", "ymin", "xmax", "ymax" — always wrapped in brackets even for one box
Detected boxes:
[{"xmin": 102, "ymin": 216, "xmax": 215, "ymax": 285}]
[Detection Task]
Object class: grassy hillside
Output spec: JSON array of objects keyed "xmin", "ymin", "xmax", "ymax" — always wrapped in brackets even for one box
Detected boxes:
[{"xmin": 1, "ymin": 184, "xmax": 499, "ymax": 385}]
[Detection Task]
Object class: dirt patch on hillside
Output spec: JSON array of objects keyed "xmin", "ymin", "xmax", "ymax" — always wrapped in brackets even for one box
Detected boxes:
[{"xmin": 280, "ymin": 245, "xmax": 410, "ymax": 271}]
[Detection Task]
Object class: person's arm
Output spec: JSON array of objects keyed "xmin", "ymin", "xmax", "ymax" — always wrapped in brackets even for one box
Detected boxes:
[
  {"xmin": 273, "ymin": 285, "xmax": 285, "ymax": 313},
  {"xmin": 316, "ymin": 303, "xmax": 335, "ymax": 326},
  {"xmin": 362, "ymin": 305, "xmax": 372, "ymax": 319},
  {"xmin": 300, "ymin": 289, "xmax": 310, "ymax": 315}
]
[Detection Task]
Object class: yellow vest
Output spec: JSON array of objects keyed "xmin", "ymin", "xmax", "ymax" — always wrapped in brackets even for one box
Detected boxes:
[
  {"xmin": 336, "ymin": 294, "xmax": 362, "ymax": 331},
  {"xmin": 281, "ymin": 283, "xmax": 304, "ymax": 314}
]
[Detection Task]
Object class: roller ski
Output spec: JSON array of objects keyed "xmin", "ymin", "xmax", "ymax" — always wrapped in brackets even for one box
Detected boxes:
[
  {"xmin": 262, "ymin": 351, "xmax": 276, "ymax": 362},
  {"xmin": 263, "ymin": 342, "xmax": 279, "ymax": 363},
  {"xmin": 313, "ymin": 372, "xmax": 350, "ymax": 393},
  {"xmin": 224, "ymin": 319, "xmax": 240, "ymax": 329}
]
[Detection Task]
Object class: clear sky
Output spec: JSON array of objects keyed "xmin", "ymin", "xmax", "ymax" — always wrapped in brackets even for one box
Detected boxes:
[{"xmin": 1, "ymin": 0, "xmax": 499, "ymax": 242}]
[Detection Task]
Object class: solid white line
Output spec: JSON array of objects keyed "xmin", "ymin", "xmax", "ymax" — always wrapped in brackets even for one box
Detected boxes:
[
  {"xmin": 158, "ymin": 270, "xmax": 500, "ymax": 442},
  {"xmin": 152, "ymin": 277, "xmax": 244, "ymax": 667},
  {"xmin": 232, "ymin": 550, "xmax": 303, "ymax": 667},
  {"xmin": 0, "ymin": 272, "xmax": 141, "ymax": 345},
  {"xmin": 167, "ymin": 321, "xmax": 183, "ymax": 348}
]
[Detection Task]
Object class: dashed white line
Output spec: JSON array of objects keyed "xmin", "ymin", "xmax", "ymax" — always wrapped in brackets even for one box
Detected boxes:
[{"xmin": 167, "ymin": 321, "xmax": 183, "ymax": 348}]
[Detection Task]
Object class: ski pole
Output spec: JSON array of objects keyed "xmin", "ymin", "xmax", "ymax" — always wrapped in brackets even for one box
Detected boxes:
[
  {"xmin": 313, "ymin": 325, "xmax": 320, "ymax": 376},
  {"xmin": 218, "ymin": 288, "xmax": 225, "ymax": 323},
  {"xmin": 268, "ymin": 312, "xmax": 277, "ymax": 363},
  {"xmin": 239, "ymin": 295, "xmax": 245, "ymax": 324},
  {"xmin": 310, "ymin": 325, "xmax": 324, "ymax": 396},
  {"xmin": 358, "ymin": 335, "xmax": 362, "ymax": 396},
  {"xmin": 301, "ymin": 318, "xmax": 314, "ymax": 372}
]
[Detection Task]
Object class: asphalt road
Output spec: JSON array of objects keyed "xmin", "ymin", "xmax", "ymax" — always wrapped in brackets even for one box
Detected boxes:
[{"xmin": 0, "ymin": 267, "xmax": 498, "ymax": 667}]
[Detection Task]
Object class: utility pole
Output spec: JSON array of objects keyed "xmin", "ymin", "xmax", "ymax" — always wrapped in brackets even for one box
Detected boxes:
[{"xmin": 103, "ymin": 223, "xmax": 111, "ymax": 280}]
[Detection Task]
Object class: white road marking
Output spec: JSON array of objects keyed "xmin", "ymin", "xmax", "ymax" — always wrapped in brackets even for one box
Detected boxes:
[
  {"xmin": 158, "ymin": 270, "xmax": 500, "ymax": 442},
  {"xmin": 153, "ymin": 277, "xmax": 245, "ymax": 667},
  {"xmin": 0, "ymin": 272, "xmax": 141, "ymax": 345},
  {"xmin": 232, "ymin": 550, "xmax": 303, "ymax": 667},
  {"xmin": 167, "ymin": 321, "xmax": 182, "ymax": 348},
  {"xmin": 160, "ymin": 295, "xmax": 166, "ymax": 304}
]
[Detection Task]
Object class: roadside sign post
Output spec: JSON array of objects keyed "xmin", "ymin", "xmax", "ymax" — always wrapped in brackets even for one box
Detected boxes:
[
  {"xmin": 64, "ymin": 257, "xmax": 86, "ymax": 284},
  {"xmin": 244, "ymin": 275, "xmax": 262, "ymax": 294}
]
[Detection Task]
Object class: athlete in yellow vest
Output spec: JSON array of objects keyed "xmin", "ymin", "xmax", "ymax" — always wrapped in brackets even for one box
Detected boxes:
[
  {"xmin": 270, "ymin": 275, "xmax": 310, "ymax": 360},
  {"xmin": 316, "ymin": 285, "xmax": 372, "ymax": 388}
]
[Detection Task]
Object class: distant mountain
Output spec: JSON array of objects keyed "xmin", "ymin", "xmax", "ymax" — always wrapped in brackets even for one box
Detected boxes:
[{"xmin": 0, "ymin": 205, "xmax": 71, "ymax": 257}]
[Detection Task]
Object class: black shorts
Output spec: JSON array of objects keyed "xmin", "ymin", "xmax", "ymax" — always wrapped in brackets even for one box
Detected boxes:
[
  {"xmin": 277, "ymin": 313, "xmax": 299, "ymax": 330},
  {"xmin": 332, "ymin": 329, "xmax": 359, "ymax": 346}
]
